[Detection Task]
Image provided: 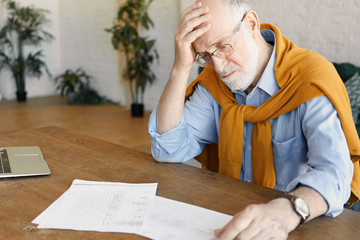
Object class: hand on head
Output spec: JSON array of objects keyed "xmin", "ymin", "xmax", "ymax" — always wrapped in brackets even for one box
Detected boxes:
[{"xmin": 173, "ymin": 2, "xmax": 211, "ymax": 71}]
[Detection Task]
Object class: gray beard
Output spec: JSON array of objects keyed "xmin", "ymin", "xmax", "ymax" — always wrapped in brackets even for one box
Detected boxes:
[{"xmin": 219, "ymin": 27, "xmax": 259, "ymax": 92}]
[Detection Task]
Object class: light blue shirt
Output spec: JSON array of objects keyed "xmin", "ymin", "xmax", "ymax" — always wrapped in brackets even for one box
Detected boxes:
[{"xmin": 148, "ymin": 30, "xmax": 353, "ymax": 217}]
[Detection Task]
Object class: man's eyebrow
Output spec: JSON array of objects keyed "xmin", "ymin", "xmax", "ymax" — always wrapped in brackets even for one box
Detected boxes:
[
  {"xmin": 192, "ymin": 40, "xmax": 220, "ymax": 55},
  {"xmin": 208, "ymin": 41, "xmax": 219, "ymax": 48}
]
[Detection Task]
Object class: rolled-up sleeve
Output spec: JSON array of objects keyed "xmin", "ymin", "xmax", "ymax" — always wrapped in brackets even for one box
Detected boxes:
[
  {"xmin": 285, "ymin": 96, "xmax": 354, "ymax": 217},
  {"xmin": 148, "ymin": 84, "xmax": 219, "ymax": 163},
  {"xmin": 149, "ymin": 111, "xmax": 200, "ymax": 162}
]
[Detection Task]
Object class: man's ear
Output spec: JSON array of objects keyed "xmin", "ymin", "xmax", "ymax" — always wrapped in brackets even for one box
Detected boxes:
[{"xmin": 243, "ymin": 10, "xmax": 260, "ymax": 35}]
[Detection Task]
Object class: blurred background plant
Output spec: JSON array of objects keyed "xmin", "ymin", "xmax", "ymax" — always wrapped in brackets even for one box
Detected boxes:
[
  {"xmin": 0, "ymin": 0, "xmax": 54, "ymax": 102},
  {"xmin": 54, "ymin": 68, "xmax": 112, "ymax": 105},
  {"xmin": 105, "ymin": 0, "xmax": 158, "ymax": 116}
]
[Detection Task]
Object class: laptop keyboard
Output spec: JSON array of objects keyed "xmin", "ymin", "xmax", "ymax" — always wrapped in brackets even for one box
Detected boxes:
[{"xmin": 0, "ymin": 149, "xmax": 11, "ymax": 173}]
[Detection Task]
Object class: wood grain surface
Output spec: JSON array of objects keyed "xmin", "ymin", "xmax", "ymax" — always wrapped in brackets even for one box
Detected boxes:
[
  {"xmin": 0, "ymin": 126, "xmax": 359, "ymax": 239},
  {"xmin": 0, "ymin": 96, "xmax": 152, "ymax": 153}
]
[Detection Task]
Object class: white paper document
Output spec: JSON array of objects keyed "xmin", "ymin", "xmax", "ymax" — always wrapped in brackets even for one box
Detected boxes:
[
  {"xmin": 33, "ymin": 179, "xmax": 158, "ymax": 233},
  {"xmin": 33, "ymin": 179, "xmax": 233, "ymax": 239},
  {"xmin": 141, "ymin": 196, "xmax": 233, "ymax": 240}
]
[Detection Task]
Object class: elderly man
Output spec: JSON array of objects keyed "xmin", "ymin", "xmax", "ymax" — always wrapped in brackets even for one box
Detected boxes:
[{"xmin": 148, "ymin": 0, "xmax": 360, "ymax": 239}]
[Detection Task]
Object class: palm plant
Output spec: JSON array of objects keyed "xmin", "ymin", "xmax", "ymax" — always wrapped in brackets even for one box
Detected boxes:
[
  {"xmin": 0, "ymin": 0, "xmax": 54, "ymax": 101},
  {"xmin": 106, "ymin": 0, "xmax": 158, "ymax": 116}
]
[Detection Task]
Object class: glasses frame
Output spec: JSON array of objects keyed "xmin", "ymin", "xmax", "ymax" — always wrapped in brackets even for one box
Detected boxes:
[{"xmin": 194, "ymin": 13, "xmax": 247, "ymax": 67}]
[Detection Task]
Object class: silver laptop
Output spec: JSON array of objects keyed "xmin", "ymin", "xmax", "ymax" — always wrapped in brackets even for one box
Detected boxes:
[{"xmin": 0, "ymin": 146, "xmax": 51, "ymax": 178}]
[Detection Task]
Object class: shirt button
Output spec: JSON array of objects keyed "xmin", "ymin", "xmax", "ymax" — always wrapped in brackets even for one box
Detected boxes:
[{"xmin": 248, "ymin": 145, "xmax": 251, "ymax": 150}]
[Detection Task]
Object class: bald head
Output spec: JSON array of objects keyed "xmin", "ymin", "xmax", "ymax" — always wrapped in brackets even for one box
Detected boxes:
[
  {"xmin": 196, "ymin": 0, "xmax": 250, "ymax": 22},
  {"xmin": 192, "ymin": 0, "xmax": 250, "ymax": 54}
]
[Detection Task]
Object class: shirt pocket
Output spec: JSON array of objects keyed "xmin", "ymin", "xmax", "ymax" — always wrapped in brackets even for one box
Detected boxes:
[{"xmin": 272, "ymin": 136, "xmax": 307, "ymax": 188}]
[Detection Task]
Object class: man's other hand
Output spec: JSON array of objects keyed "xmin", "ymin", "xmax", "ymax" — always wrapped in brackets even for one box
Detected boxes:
[{"xmin": 214, "ymin": 198, "xmax": 301, "ymax": 240}]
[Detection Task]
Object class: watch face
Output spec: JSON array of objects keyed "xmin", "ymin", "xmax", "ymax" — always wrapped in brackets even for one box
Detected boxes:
[{"xmin": 294, "ymin": 197, "xmax": 310, "ymax": 217}]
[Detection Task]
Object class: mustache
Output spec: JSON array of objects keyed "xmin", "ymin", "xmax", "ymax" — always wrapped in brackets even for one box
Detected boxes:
[{"xmin": 219, "ymin": 64, "xmax": 243, "ymax": 78}]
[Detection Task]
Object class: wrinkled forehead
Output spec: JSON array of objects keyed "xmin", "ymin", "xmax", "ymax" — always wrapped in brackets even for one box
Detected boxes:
[{"xmin": 194, "ymin": 0, "xmax": 238, "ymax": 50}]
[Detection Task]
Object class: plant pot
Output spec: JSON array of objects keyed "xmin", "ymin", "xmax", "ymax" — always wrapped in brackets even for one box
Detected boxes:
[
  {"xmin": 66, "ymin": 92, "xmax": 77, "ymax": 104},
  {"xmin": 16, "ymin": 91, "xmax": 27, "ymax": 102},
  {"xmin": 131, "ymin": 103, "xmax": 144, "ymax": 117}
]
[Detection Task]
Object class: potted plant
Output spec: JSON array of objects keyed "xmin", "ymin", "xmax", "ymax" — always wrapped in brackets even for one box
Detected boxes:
[
  {"xmin": 54, "ymin": 68, "xmax": 90, "ymax": 104},
  {"xmin": 0, "ymin": 0, "xmax": 54, "ymax": 102},
  {"xmin": 54, "ymin": 68, "xmax": 108, "ymax": 105},
  {"xmin": 106, "ymin": 0, "xmax": 158, "ymax": 117}
]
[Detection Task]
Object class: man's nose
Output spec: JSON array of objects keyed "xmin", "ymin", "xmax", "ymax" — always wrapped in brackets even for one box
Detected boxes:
[{"xmin": 211, "ymin": 56, "xmax": 227, "ymax": 73}]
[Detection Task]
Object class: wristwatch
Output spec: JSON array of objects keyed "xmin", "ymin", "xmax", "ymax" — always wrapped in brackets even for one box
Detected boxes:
[{"xmin": 287, "ymin": 196, "xmax": 310, "ymax": 225}]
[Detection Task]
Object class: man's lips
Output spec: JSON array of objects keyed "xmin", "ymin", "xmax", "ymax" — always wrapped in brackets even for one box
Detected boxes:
[{"xmin": 222, "ymin": 71, "xmax": 235, "ymax": 78}]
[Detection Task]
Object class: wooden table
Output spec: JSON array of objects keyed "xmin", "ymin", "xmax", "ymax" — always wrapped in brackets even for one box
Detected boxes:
[{"xmin": 0, "ymin": 126, "xmax": 359, "ymax": 239}]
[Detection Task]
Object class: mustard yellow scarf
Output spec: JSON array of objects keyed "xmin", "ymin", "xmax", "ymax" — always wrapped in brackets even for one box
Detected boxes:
[{"xmin": 185, "ymin": 24, "xmax": 360, "ymax": 205}]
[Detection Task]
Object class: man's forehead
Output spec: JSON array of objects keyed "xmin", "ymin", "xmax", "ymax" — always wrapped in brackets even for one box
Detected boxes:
[
  {"xmin": 197, "ymin": 0, "xmax": 232, "ymax": 18},
  {"xmin": 193, "ymin": 0, "xmax": 237, "ymax": 51},
  {"xmin": 197, "ymin": 0, "xmax": 236, "ymax": 33}
]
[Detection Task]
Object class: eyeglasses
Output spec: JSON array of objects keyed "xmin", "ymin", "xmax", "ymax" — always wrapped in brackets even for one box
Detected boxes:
[{"xmin": 194, "ymin": 14, "xmax": 246, "ymax": 67}]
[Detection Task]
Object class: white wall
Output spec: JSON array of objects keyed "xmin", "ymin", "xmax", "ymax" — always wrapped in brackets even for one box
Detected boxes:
[
  {"xmin": 58, "ymin": 0, "xmax": 122, "ymax": 103},
  {"xmin": 249, "ymin": 0, "xmax": 360, "ymax": 65},
  {"xmin": 1, "ymin": 0, "xmax": 359, "ymax": 111}
]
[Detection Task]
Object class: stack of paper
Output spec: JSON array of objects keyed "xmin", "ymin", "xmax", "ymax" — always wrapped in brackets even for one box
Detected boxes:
[
  {"xmin": 33, "ymin": 179, "xmax": 232, "ymax": 239},
  {"xmin": 32, "ymin": 179, "xmax": 158, "ymax": 233}
]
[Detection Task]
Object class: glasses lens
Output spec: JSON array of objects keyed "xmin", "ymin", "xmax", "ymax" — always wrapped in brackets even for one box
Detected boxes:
[
  {"xmin": 213, "ymin": 44, "xmax": 234, "ymax": 58},
  {"xmin": 195, "ymin": 54, "xmax": 210, "ymax": 67}
]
